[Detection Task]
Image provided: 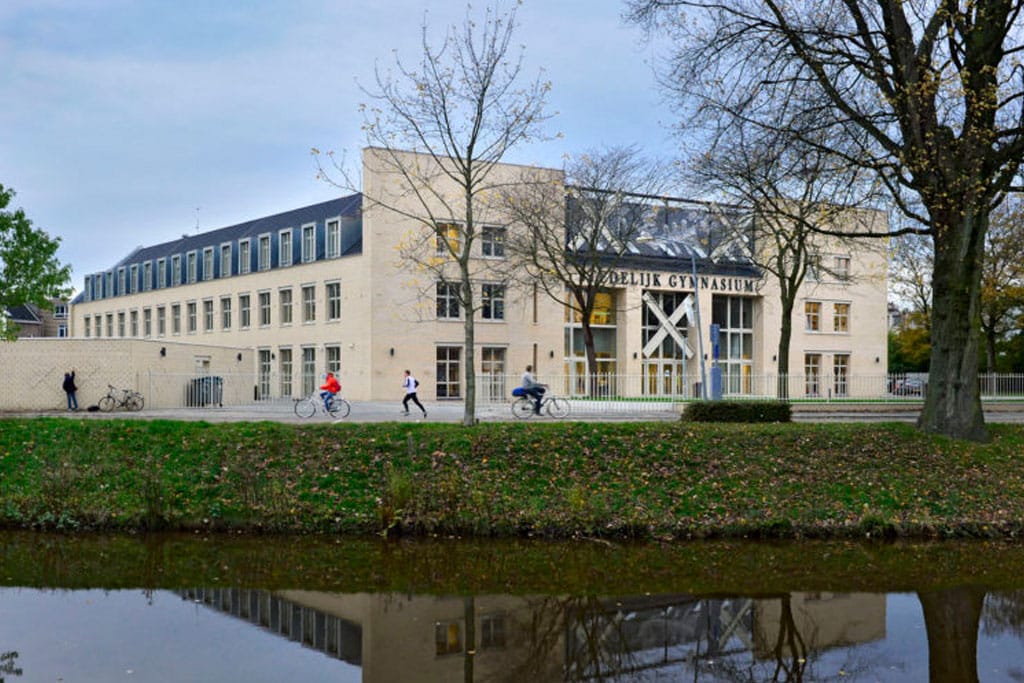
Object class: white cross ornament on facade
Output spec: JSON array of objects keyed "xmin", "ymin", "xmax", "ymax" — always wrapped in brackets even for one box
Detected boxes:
[{"xmin": 641, "ymin": 292, "xmax": 695, "ymax": 359}]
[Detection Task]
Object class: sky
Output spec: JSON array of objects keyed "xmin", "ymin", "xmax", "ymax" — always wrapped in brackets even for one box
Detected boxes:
[{"xmin": 0, "ymin": 0, "xmax": 679, "ymax": 291}]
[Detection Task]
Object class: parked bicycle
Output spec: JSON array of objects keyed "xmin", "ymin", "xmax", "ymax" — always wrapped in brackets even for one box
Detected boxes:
[
  {"xmin": 294, "ymin": 391, "xmax": 351, "ymax": 419},
  {"xmin": 99, "ymin": 384, "xmax": 144, "ymax": 412},
  {"xmin": 510, "ymin": 389, "xmax": 570, "ymax": 419}
]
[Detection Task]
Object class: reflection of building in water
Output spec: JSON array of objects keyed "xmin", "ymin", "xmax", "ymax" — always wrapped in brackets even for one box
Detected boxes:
[
  {"xmin": 753, "ymin": 592, "xmax": 886, "ymax": 658},
  {"xmin": 178, "ymin": 589, "xmax": 886, "ymax": 681}
]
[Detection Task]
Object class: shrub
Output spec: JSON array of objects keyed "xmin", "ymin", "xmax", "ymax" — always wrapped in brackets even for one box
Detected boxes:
[{"xmin": 682, "ymin": 400, "xmax": 791, "ymax": 423}]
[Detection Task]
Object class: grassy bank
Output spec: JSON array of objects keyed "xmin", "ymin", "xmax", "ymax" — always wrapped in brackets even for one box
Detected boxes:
[{"xmin": 2, "ymin": 418, "xmax": 1024, "ymax": 539}]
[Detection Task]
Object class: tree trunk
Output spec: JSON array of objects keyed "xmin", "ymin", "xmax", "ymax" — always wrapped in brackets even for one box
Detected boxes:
[
  {"xmin": 918, "ymin": 588, "xmax": 984, "ymax": 683},
  {"xmin": 985, "ymin": 327, "xmax": 997, "ymax": 375},
  {"xmin": 582, "ymin": 319, "xmax": 599, "ymax": 397},
  {"xmin": 918, "ymin": 210, "xmax": 987, "ymax": 441},
  {"xmin": 461, "ymin": 259, "xmax": 477, "ymax": 427},
  {"xmin": 776, "ymin": 299, "xmax": 795, "ymax": 400}
]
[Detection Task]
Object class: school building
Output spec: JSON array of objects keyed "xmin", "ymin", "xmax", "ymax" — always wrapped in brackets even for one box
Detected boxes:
[{"xmin": 68, "ymin": 148, "xmax": 888, "ymax": 405}]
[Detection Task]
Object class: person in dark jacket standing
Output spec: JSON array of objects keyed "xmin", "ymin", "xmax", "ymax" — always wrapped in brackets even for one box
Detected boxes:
[{"xmin": 62, "ymin": 369, "xmax": 78, "ymax": 411}]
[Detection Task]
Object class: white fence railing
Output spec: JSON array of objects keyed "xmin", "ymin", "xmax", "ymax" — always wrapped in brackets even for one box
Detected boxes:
[{"xmin": 133, "ymin": 371, "xmax": 1024, "ymax": 410}]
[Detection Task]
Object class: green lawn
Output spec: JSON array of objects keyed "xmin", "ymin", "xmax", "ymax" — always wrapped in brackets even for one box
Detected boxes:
[{"xmin": 2, "ymin": 418, "xmax": 1023, "ymax": 539}]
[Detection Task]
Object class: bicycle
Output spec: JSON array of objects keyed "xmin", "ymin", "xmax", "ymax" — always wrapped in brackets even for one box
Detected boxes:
[
  {"xmin": 99, "ymin": 384, "xmax": 144, "ymax": 412},
  {"xmin": 511, "ymin": 390, "xmax": 570, "ymax": 419},
  {"xmin": 294, "ymin": 391, "xmax": 351, "ymax": 419}
]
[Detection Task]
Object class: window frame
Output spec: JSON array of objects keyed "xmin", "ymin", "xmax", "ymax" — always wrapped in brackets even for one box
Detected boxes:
[
  {"xmin": 436, "ymin": 281, "xmax": 461, "ymax": 320},
  {"xmin": 258, "ymin": 233, "xmax": 272, "ymax": 271},
  {"xmin": 481, "ymin": 283, "xmax": 505, "ymax": 320},
  {"xmin": 325, "ymin": 281, "xmax": 341, "ymax": 321},
  {"xmin": 238, "ymin": 239, "xmax": 251, "ymax": 275},
  {"xmin": 805, "ymin": 300, "xmax": 821, "ymax": 332},
  {"xmin": 481, "ymin": 225, "xmax": 506, "ymax": 258},
  {"xmin": 302, "ymin": 223, "xmax": 316, "ymax": 263},
  {"xmin": 326, "ymin": 218, "xmax": 341, "ymax": 258},
  {"xmin": 301, "ymin": 284, "xmax": 316, "ymax": 323},
  {"xmin": 279, "ymin": 229, "xmax": 293, "ymax": 267}
]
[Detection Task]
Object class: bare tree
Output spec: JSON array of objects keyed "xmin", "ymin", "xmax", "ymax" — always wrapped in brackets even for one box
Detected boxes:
[
  {"xmin": 889, "ymin": 232, "xmax": 935, "ymax": 325},
  {"xmin": 688, "ymin": 114, "xmax": 884, "ymax": 397},
  {"xmin": 502, "ymin": 147, "xmax": 668, "ymax": 395},
  {"xmin": 980, "ymin": 199, "xmax": 1024, "ymax": 371},
  {"xmin": 315, "ymin": 3, "xmax": 551, "ymax": 426},
  {"xmin": 629, "ymin": 0, "xmax": 1024, "ymax": 441}
]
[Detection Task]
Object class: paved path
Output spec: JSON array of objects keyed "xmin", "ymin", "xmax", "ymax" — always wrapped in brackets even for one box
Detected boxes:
[{"xmin": 9, "ymin": 400, "xmax": 1024, "ymax": 424}]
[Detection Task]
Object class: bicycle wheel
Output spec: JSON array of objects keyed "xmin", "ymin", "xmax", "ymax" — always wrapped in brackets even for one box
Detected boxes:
[
  {"xmin": 98, "ymin": 396, "xmax": 116, "ymax": 412},
  {"xmin": 511, "ymin": 397, "xmax": 535, "ymax": 419},
  {"xmin": 546, "ymin": 397, "xmax": 570, "ymax": 418},
  {"xmin": 294, "ymin": 398, "xmax": 316, "ymax": 418},
  {"xmin": 127, "ymin": 394, "xmax": 144, "ymax": 411},
  {"xmin": 329, "ymin": 398, "xmax": 351, "ymax": 419}
]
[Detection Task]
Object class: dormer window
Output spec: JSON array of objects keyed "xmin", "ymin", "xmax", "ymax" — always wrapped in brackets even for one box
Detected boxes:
[
  {"xmin": 258, "ymin": 234, "xmax": 271, "ymax": 271},
  {"xmin": 279, "ymin": 229, "xmax": 293, "ymax": 267},
  {"xmin": 326, "ymin": 219, "xmax": 340, "ymax": 258},
  {"xmin": 239, "ymin": 239, "xmax": 251, "ymax": 275},
  {"xmin": 302, "ymin": 224, "xmax": 316, "ymax": 262},
  {"xmin": 203, "ymin": 247, "xmax": 214, "ymax": 281}
]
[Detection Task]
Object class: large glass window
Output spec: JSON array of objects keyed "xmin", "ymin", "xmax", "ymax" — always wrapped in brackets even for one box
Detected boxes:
[
  {"xmin": 833, "ymin": 353, "xmax": 850, "ymax": 397},
  {"xmin": 239, "ymin": 240, "xmax": 251, "ymax": 275},
  {"xmin": 480, "ymin": 347, "xmax": 506, "ymax": 401},
  {"xmin": 805, "ymin": 301, "xmax": 821, "ymax": 331},
  {"xmin": 436, "ymin": 281, "xmax": 460, "ymax": 319},
  {"xmin": 804, "ymin": 353, "xmax": 822, "ymax": 397},
  {"xmin": 326, "ymin": 219, "xmax": 340, "ymax": 258},
  {"xmin": 301, "ymin": 347, "xmax": 317, "ymax": 395},
  {"xmin": 481, "ymin": 226, "xmax": 505, "ymax": 257},
  {"xmin": 239, "ymin": 294, "xmax": 251, "ymax": 329},
  {"xmin": 257, "ymin": 349, "xmax": 272, "ymax": 399},
  {"xmin": 436, "ymin": 346, "xmax": 461, "ymax": 398},
  {"xmin": 259, "ymin": 291, "xmax": 271, "ymax": 326},
  {"xmin": 279, "ymin": 230, "xmax": 292, "ymax": 267},
  {"xmin": 302, "ymin": 224, "xmax": 316, "ymax": 262},
  {"xmin": 258, "ymin": 234, "xmax": 271, "ymax": 271},
  {"xmin": 302, "ymin": 285, "xmax": 316, "ymax": 322},
  {"xmin": 279, "ymin": 348, "xmax": 293, "ymax": 398},
  {"xmin": 280, "ymin": 287, "xmax": 293, "ymax": 325},
  {"xmin": 834, "ymin": 302, "xmax": 850, "ymax": 333},
  {"xmin": 712, "ymin": 295, "xmax": 754, "ymax": 395},
  {"xmin": 326, "ymin": 282, "xmax": 341, "ymax": 321},
  {"xmin": 481, "ymin": 284, "xmax": 504, "ymax": 320}
]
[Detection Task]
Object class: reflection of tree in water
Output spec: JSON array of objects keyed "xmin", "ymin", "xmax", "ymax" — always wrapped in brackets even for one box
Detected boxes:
[
  {"xmin": 982, "ymin": 590, "xmax": 1024, "ymax": 682},
  {"xmin": 0, "ymin": 651, "xmax": 22, "ymax": 681},
  {"xmin": 919, "ymin": 588, "xmax": 985, "ymax": 683}
]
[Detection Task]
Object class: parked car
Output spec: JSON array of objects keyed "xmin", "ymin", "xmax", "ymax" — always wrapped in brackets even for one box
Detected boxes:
[{"xmin": 891, "ymin": 376, "xmax": 925, "ymax": 396}]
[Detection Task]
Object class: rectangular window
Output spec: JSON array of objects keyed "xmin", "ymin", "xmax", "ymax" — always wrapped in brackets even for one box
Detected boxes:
[
  {"xmin": 143, "ymin": 262, "xmax": 152, "ymax": 291},
  {"xmin": 129, "ymin": 310, "xmax": 138, "ymax": 337},
  {"xmin": 279, "ymin": 287, "xmax": 293, "ymax": 325},
  {"xmin": 326, "ymin": 219, "xmax": 341, "ymax": 258},
  {"xmin": 480, "ymin": 347, "xmax": 507, "ymax": 401},
  {"xmin": 171, "ymin": 255, "xmax": 182, "ymax": 285},
  {"xmin": 480, "ymin": 614, "xmax": 506, "ymax": 649},
  {"xmin": 435, "ymin": 621, "xmax": 462, "ymax": 655},
  {"xmin": 105, "ymin": 272, "xmax": 113, "ymax": 297},
  {"xmin": 435, "ymin": 222, "xmax": 461, "ymax": 255},
  {"xmin": 279, "ymin": 229, "xmax": 293, "ymax": 267},
  {"xmin": 203, "ymin": 299, "xmax": 214, "ymax": 332},
  {"xmin": 482, "ymin": 226, "xmax": 505, "ymax": 257},
  {"xmin": 157, "ymin": 307, "xmax": 166, "ymax": 336},
  {"xmin": 302, "ymin": 285, "xmax": 316, "ymax": 323},
  {"xmin": 157, "ymin": 259, "xmax": 166, "ymax": 288},
  {"xmin": 221, "ymin": 296, "xmax": 232, "ymax": 330},
  {"xmin": 220, "ymin": 244, "xmax": 232, "ymax": 278},
  {"xmin": 258, "ymin": 234, "xmax": 271, "ymax": 271},
  {"xmin": 326, "ymin": 282, "xmax": 341, "ymax": 321},
  {"xmin": 805, "ymin": 301, "xmax": 821, "ymax": 332},
  {"xmin": 301, "ymin": 347, "xmax": 317, "ymax": 395},
  {"xmin": 58, "ymin": 324, "xmax": 67, "ymax": 338},
  {"xmin": 106, "ymin": 313, "xmax": 113, "ymax": 337},
  {"xmin": 117, "ymin": 268, "xmax": 126, "ymax": 295},
  {"xmin": 239, "ymin": 294, "xmax": 251, "ymax": 329},
  {"xmin": 326, "ymin": 345, "xmax": 341, "ymax": 375},
  {"xmin": 171, "ymin": 304, "xmax": 181, "ymax": 335},
  {"xmin": 117, "ymin": 312, "xmax": 125, "ymax": 337},
  {"xmin": 130, "ymin": 265, "xmax": 138, "ymax": 293},
  {"xmin": 279, "ymin": 348, "xmax": 293, "ymax": 398},
  {"xmin": 84, "ymin": 317, "xmax": 91, "ymax": 338},
  {"xmin": 833, "ymin": 354, "xmax": 850, "ymax": 397},
  {"xmin": 257, "ymin": 349, "xmax": 272, "ymax": 399},
  {"xmin": 187, "ymin": 301, "xmax": 197, "ymax": 333},
  {"xmin": 187, "ymin": 251, "xmax": 197, "ymax": 284},
  {"xmin": 436, "ymin": 346, "xmax": 461, "ymax": 398},
  {"xmin": 143, "ymin": 308, "xmax": 152, "ymax": 337},
  {"xmin": 804, "ymin": 353, "xmax": 822, "ymax": 396},
  {"xmin": 239, "ymin": 240, "xmax": 251, "ymax": 275},
  {"xmin": 834, "ymin": 302, "xmax": 850, "ymax": 333},
  {"xmin": 436, "ymin": 281, "xmax": 460, "ymax": 319},
  {"xmin": 481, "ymin": 284, "xmax": 505, "ymax": 320},
  {"xmin": 834, "ymin": 255, "xmax": 851, "ymax": 281},
  {"xmin": 302, "ymin": 224, "xmax": 316, "ymax": 262},
  {"xmin": 259, "ymin": 291, "xmax": 271, "ymax": 326},
  {"xmin": 203, "ymin": 247, "xmax": 214, "ymax": 281},
  {"xmin": 53, "ymin": 303, "xmax": 67, "ymax": 318}
]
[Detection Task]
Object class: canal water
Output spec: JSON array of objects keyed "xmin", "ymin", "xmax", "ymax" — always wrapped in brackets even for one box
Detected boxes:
[{"xmin": 2, "ymin": 533, "xmax": 1024, "ymax": 682}]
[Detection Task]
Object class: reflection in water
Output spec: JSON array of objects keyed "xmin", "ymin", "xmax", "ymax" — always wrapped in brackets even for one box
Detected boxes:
[{"xmin": 175, "ymin": 590, "xmax": 897, "ymax": 681}]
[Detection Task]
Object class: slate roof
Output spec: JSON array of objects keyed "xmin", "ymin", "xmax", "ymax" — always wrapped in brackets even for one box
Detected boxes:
[
  {"xmin": 4, "ymin": 304, "xmax": 41, "ymax": 324},
  {"xmin": 114, "ymin": 193, "xmax": 362, "ymax": 269}
]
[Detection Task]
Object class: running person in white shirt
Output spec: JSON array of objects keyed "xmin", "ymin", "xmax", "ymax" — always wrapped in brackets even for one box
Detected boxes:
[{"xmin": 401, "ymin": 370, "xmax": 427, "ymax": 418}]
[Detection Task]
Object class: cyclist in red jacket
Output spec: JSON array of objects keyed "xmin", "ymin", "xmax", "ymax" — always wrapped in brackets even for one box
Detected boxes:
[{"xmin": 319, "ymin": 372, "xmax": 341, "ymax": 410}]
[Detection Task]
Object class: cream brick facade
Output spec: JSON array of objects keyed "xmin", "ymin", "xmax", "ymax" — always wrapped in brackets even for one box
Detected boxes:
[{"xmin": 66, "ymin": 148, "xmax": 889, "ymax": 405}]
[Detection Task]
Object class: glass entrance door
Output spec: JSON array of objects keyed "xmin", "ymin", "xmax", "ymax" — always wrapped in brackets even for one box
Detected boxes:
[{"xmin": 644, "ymin": 361, "xmax": 688, "ymax": 397}]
